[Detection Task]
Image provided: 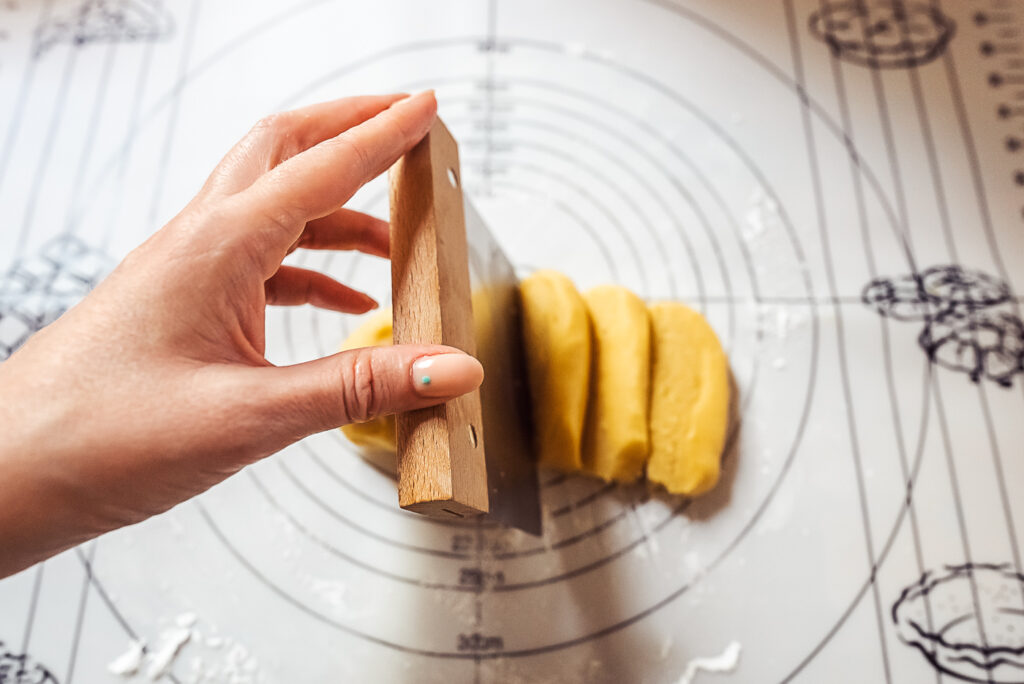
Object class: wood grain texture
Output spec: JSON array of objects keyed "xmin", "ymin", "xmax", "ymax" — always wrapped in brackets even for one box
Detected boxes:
[{"xmin": 390, "ymin": 119, "xmax": 489, "ymax": 519}]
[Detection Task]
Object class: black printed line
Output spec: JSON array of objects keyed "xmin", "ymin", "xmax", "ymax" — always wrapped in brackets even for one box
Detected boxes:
[
  {"xmin": 492, "ymin": 179, "xmax": 620, "ymax": 282},
  {"xmin": 476, "ymin": 126, "xmax": 686, "ymax": 301},
  {"xmin": 643, "ymin": 294, "xmax": 1024, "ymax": 305},
  {"xmin": 935, "ymin": 0, "xmax": 1024, "ymax": 626},
  {"xmin": 856, "ymin": 4, "xmax": 918, "ymax": 272},
  {"xmin": 822, "ymin": 3, "xmax": 939, "ymax": 682},
  {"xmin": 21, "ymin": 563, "xmax": 44, "ymax": 654},
  {"xmin": 976, "ymin": 387, "xmax": 1024, "ymax": 574},
  {"xmin": 101, "ymin": 39, "xmax": 156, "ymax": 251},
  {"xmin": 481, "ymin": 0, "xmax": 498, "ymax": 197},
  {"xmin": 65, "ymin": 542, "xmax": 98, "ymax": 683},
  {"xmin": 864, "ymin": 7, "xmax": 997, "ymax": 684},
  {"xmin": 462, "ymin": 129, "xmax": 680, "ymax": 297},
  {"xmin": 0, "ymin": 0, "xmax": 54, "ymax": 210},
  {"xmin": 64, "ymin": 41, "xmax": 119, "ymax": 238},
  {"xmin": 74, "ymin": 545, "xmax": 183, "ymax": 684},
  {"xmin": 470, "ymin": 16, "xmax": 489, "ymax": 644},
  {"xmin": 904, "ymin": 43, "xmax": 958, "ymax": 260},
  {"xmin": 15, "ymin": 42, "xmax": 79, "ymax": 258},
  {"xmin": 783, "ymin": 2, "xmax": 892, "ymax": 682},
  {"xmin": 473, "ymin": 515, "xmax": 484, "ymax": 684},
  {"xmin": 457, "ymin": 78, "xmax": 742, "ymax": 314},
  {"xmin": 468, "ymin": 108, "xmax": 699, "ymax": 309},
  {"xmin": 146, "ymin": 0, "xmax": 201, "ymax": 228},
  {"xmin": 934, "ymin": 4, "xmax": 1013, "ymax": 280},
  {"xmin": 930, "ymin": 377, "xmax": 995, "ymax": 682},
  {"xmin": 934, "ymin": 0, "xmax": 1024, "ymax": 565},
  {"xmin": 502, "ymin": 159, "xmax": 651, "ymax": 293},
  {"xmin": 781, "ymin": 362, "xmax": 934, "ymax": 682}
]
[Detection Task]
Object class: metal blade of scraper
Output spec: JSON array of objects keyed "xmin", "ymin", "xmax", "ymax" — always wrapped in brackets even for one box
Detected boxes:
[
  {"xmin": 390, "ymin": 118, "xmax": 541, "ymax": 535},
  {"xmin": 463, "ymin": 198, "xmax": 542, "ymax": 536}
]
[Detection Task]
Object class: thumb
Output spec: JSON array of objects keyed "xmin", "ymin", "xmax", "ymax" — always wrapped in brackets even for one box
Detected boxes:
[{"xmin": 252, "ymin": 344, "xmax": 484, "ymax": 439}]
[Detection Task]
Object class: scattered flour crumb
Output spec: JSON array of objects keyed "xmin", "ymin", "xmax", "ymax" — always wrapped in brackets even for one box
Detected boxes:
[
  {"xmin": 108, "ymin": 619, "xmax": 263, "ymax": 683},
  {"xmin": 677, "ymin": 642, "xmax": 741, "ymax": 684},
  {"xmin": 744, "ymin": 187, "xmax": 780, "ymax": 241},
  {"xmin": 176, "ymin": 612, "xmax": 198, "ymax": 628},
  {"xmin": 310, "ymin": 578, "xmax": 347, "ymax": 608},
  {"xmin": 108, "ymin": 639, "xmax": 146, "ymax": 677},
  {"xmin": 660, "ymin": 636, "xmax": 674, "ymax": 660},
  {"xmin": 146, "ymin": 627, "xmax": 191, "ymax": 680},
  {"xmin": 772, "ymin": 357, "xmax": 787, "ymax": 370}
]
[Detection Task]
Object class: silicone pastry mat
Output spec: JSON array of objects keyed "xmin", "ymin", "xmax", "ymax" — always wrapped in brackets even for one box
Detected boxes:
[{"xmin": 1, "ymin": 1, "xmax": 1023, "ymax": 682}]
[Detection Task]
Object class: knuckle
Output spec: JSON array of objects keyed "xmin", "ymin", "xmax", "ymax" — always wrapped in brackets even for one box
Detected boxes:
[
  {"xmin": 340, "ymin": 349, "xmax": 383, "ymax": 423},
  {"xmin": 245, "ymin": 187, "xmax": 301, "ymax": 250},
  {"xmin": 386, "ymin": 112, "xmax": 415, "ymax": 147},
  {"xmin": 253, "ymin": 112, "xmax": 288, "ymax": 136},
  {"xmin": 333, "ymin": 133, "xmax": 374, "ymax": 179},
  {"xmin": 212, "ymin": 195, "xmax": 297, "ymax": 275},
  {"xmin": 260, "ymin": 201, "xmax": 300, "ymax": 238},
  {"xmin": 250, "ymin": 112, "xmax": 296, "ymax": 163}
]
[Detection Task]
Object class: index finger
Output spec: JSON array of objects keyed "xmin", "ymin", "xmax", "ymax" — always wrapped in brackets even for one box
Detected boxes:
[
  {"xmin": 203, "ymin": 93, "xmax": 408, "ymax": 197},
  {"xmin": 238, "ymin": 90, "xmax": 437, "ymax": 255}
]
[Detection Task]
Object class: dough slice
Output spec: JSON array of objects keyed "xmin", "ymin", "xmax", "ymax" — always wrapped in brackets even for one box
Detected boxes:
[
  {"xmin": 338, "ymin": 308, "xmax": 397, "ymax": 454},
  {"xmin": 646, "ymin": 302, "xmax": 728, "ymax": 496},
  {"xmin": 581, "ymin": 285, "xmax": 651, "ymax": 482},
  {"xmin": 520, "ymin": 271, "xmax": 591, "ymax": 472}
]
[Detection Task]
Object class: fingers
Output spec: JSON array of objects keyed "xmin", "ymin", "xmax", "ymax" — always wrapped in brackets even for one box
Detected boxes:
[
  {"xmin": 243, "ymin": 345, "xmax": 484, "ymax": 438},
  {"xmin": 293, "ymin": 208, "xmax": 389, "ymax": 259},
  {"xmin": 203, "ymin": 94, "xmax": 408, "ymax": 197},
  {"xmin": 265, "ymin": 266, "xmax": 378, "ymax": 313},
  {"xmin": 237, "ymin": 90, "xmax": 436, "ymax": 264}
]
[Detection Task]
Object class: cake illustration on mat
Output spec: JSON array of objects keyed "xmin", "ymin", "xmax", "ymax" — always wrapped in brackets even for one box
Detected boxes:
[{"xmin": 893, "ymin": 563, "xmax": 1024, "ymax": 683}]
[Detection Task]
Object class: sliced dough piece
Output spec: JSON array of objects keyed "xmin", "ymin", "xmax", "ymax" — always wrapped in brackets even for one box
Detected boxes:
[
  {"xmin": 581, "ymin": 285, "xmax": 651, "ymax": 482},
  {"xmin": 646, "ymin": 302, "xmax": 728, "ymax": 496},
  {"xmin": 520, "ymin": 270, "xmax": 591, "ymax": 471},
  {"xmin": 339, "ymin": 308, "xmax": 397, "ymax": 454},
  {"xmin": 341, "ymin": 307, "xmax": 393, "ymax": 349}
]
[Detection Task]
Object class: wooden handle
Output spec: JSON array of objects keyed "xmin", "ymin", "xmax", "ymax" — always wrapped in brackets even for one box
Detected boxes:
[{"xmin": 390, "ymin": 119, "xmax": 490, "ymax": 519}]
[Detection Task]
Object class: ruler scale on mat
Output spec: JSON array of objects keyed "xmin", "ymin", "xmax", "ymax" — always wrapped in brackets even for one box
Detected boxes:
[
  {"xmin": 5, "ymin": 1, "xmax": 1024, "ymax": 680},
  {"xmin": 389, "ymin": 119, "xmax": 541, "ymax": 535}
]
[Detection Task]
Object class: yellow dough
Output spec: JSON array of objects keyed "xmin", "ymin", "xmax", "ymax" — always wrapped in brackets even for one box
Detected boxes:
[
  {"xmin": 519, "ymin": 271, "xmax": 591, "ymax": 472},
  {"xmin": 338, "ymin": 308, "xmax": 397, "ymax": 453},
  {"xmin": 337, "ymin": 281, "xmax": 728, "ymax": 500},
  {"xmin": 646, "ymin": 302, "xmax": 729, "ymax": 496},
  {"xmin": 342, "ymin": 307, "xmax": 393, "ymax": 349},
  {"xmin": 580, "ymin": 285, "xmax": 651, "ymax": 482}
]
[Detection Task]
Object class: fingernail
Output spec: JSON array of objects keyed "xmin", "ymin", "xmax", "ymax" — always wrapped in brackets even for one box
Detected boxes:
[
  {"xmin": 397, "ymin": 89, "xmax": 435, "ymax": 106},
  {"xmin": 411, "ymin": 353, "xmax": 484, "ymax": 398}
]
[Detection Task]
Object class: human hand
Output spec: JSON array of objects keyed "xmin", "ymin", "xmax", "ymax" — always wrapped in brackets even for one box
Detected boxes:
[{"xmin": 0, "ymin": 91, "xmax": 484, "ymax": 577}]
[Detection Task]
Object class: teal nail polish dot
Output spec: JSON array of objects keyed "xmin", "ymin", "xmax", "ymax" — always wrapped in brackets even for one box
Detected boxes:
[{"xmin": 421, "ymin": 376, "xmax": 432, "ymax": 385}]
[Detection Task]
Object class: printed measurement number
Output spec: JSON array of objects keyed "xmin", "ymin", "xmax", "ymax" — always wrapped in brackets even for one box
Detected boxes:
[{"xmin": 457, "ymin": 633, "xmax": 504, "ymax": 652}]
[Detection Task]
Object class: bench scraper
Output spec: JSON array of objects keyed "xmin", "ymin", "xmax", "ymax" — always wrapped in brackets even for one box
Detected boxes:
[{"xmin": 389, "ymin": 118, "xmax": 542, "ymax": 536}]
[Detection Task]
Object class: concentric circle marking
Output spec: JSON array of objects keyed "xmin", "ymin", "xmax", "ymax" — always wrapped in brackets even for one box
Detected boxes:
[
  {"xmin": 191, "ymin": 39, "xmax": 819, "ymax": 657},
  {"xmin": 62, "ymin": 2, "xmax": 937, "ymax": 662}
]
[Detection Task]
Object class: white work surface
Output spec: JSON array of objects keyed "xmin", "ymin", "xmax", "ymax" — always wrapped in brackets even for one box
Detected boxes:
[{"xmin": 1, "ymin": 0, "xmax": 1024, "ymax": 682}]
